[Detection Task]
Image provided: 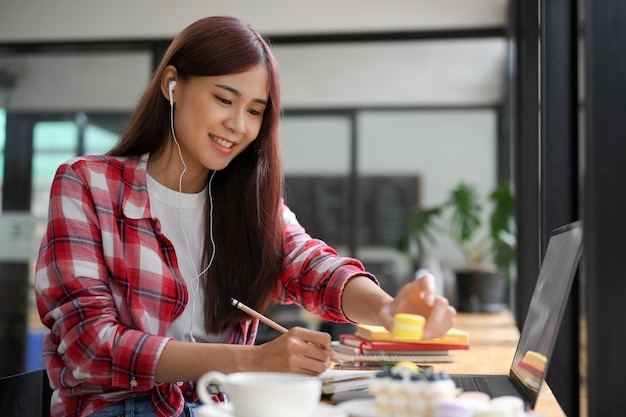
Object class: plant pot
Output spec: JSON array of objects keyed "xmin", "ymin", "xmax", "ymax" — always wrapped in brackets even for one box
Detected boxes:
[{"xmin": 454, "ymin": 268, "xmax": 508, "ymax": 313}]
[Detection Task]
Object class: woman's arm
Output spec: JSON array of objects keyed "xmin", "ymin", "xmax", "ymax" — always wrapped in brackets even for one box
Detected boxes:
[
  {"xmin": 341, "ymin": 274, "xmax": 456, "ymax": 341},
  {"xmin": 340, "ymin": 275, "xmax": 394, "ymax": 325},
  {"xmin": 35, "ymin": 161, "xmax": 173, "ymax": 391},
  {"xmin": 278, "ymin": 203, "xmax": 455, "ymax": 340},
  {"xmin": 156, "ymin": 326, "xmax": 334, "ymax": 381},
  {"xmin": 277, "ymin": 203, "xmax": 378, "ymax": 322}
]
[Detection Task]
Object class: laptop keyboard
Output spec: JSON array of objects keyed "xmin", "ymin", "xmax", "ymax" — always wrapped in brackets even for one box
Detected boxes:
[{"xmin": 452, "ymin": 376, "xmax": 492, "ymax": 396}]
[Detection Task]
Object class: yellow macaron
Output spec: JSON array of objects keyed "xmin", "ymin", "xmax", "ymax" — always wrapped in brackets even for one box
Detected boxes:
[
  {"xmin": 392, "ymin": 361, "xmax": 422, "ymax": 379},
  {"xmin": 392, "ymin": 313, "xmax": 426, "ymax": 340}
]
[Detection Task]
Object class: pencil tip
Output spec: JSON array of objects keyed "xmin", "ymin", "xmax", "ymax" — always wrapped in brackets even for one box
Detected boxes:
[{"xmin": 230, "ymin": 298, "xmax": 238, "ymax": 306}]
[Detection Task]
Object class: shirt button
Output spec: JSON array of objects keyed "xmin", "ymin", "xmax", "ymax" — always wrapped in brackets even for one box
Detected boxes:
[
  {"xmin": 130, "ymin": 378, "xmax": 138, "ymax": 388},
  {"xmin": 176, "ymin": 381, "xmax": 184, "ymax": 386}
]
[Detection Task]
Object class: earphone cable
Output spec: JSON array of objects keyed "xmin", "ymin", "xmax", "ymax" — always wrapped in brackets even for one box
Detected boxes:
[{"xmin": 170, "ymin": 102, "xmax": 217, "ymax": 342}]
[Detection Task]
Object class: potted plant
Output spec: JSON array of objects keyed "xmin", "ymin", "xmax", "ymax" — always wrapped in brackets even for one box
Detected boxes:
[{"xmin": 398, "ymin": 181, "xmax": 516, "ymax": 312}]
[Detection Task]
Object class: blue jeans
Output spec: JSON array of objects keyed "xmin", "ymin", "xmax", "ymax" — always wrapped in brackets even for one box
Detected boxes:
[{"xmin": 88, "ymin": 395, "xmax": 200, "ymax": 417}]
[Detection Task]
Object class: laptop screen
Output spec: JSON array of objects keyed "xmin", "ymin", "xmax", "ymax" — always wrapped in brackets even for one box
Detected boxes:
[{"xmin": 509, "ymin": 221, "xmax": 583, "ymax": 405}]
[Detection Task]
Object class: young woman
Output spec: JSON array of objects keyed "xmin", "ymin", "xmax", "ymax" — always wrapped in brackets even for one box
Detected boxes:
[{"xmin": 35, "ymin": 16, "xmax": 456, "ymax": 417}]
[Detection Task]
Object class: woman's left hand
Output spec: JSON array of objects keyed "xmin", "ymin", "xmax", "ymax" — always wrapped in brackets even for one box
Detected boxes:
[{"xmin": 378, "ymin": 273, "xmax": 456, "ymax": 341}]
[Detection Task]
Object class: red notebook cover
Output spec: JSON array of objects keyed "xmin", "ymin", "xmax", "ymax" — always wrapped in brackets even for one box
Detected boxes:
[
  {"xmin": 340, "ymin": 334, "xmax": 469, "ymax": 353},
  {"xmin": 355, "ymin": 324, "xmax": 469, "ymax": 345}
]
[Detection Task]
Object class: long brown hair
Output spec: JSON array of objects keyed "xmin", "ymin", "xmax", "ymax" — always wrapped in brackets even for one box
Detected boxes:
[{"xmin": 109, "ymin": 16, "xmax": 284, "ymax": 333}]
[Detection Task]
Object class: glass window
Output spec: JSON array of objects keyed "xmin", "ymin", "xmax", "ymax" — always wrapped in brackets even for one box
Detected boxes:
[
  {"xmin": 26, "ymin": 114, "xmax": 123, "ymax": 371},
  {"xmin": 84, "ymin": 123, "xmax": 119, "ymax": 154},
  {"xmin": 0, "ymin": 108, "xmax": 5, "ymax": 149},
  {"xmin": 0, "ymin": 108, "xmax": 5, "ymax": 207},
  {"xmin": 31, "ymin": 117, "xmax": 121, "ymax": 216}
]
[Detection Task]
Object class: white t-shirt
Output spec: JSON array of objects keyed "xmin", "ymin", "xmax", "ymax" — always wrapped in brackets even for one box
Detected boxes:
[{"xmin": 147, "ymin": 173, "xmax": 230, "ymax": 343}]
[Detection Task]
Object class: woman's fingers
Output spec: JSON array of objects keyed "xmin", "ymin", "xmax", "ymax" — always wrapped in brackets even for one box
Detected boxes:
[
  {"xmin": 258, "ymin": 327, "xmax": 332, "ymax": 375},
  {"xmin": 422, "ymin": 296, "xmax": 457, "ymax": 341},
  {"xmin": 415, "ymin": 273, "xmax": 437, "ymax": 306}
]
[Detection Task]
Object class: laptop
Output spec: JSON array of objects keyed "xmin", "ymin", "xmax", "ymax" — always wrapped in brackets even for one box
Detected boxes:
[{"xmin": 450, "ymin": 220, "xmax": 583, "ymax": 409}]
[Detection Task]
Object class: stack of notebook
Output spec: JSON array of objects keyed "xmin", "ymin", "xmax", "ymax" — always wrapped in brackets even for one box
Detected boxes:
[
  {"xmin": 332, "ymin": 324, "xmax": 470, "ymax": 365},
  {"xmin": 318, "ymin": 369, "xmax": 380, "ymax": 395}
]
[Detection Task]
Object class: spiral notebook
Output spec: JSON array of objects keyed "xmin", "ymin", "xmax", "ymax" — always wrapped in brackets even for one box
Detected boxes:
[
  {"xmin": 333, "ymin": 322, "xmax": 468, "ymax": 365},
  {"xmin": 339, "ymin": 333, "xmax": 469, "ymax": 352},
  {"xmin": 354, "ymin": 325, "xmax": 469, "ymax": 346},
  {"xmin": 331, "ymin": 341, "xmax": 455, "ymax": 364}
]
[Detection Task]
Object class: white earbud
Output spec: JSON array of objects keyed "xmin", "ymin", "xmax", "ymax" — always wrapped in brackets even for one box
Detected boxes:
[
  {"xmin": 168, "ymin": 80, "xmax": 177, "ymax": 106},
  {"xmin": 165, "ymin": 76, "xmax": 217, "ymax": 345}
]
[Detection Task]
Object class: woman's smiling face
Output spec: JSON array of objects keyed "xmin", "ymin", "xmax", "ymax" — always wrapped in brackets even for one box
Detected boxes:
[{"xmin": 170, "ymin": 63, "xmax": 270, "ymax": 175}]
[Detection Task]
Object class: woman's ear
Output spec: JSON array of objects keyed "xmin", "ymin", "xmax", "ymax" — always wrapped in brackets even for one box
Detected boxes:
[{"xmin": 160, "ymin": 65, "xmax": 178, "ymax": 104}]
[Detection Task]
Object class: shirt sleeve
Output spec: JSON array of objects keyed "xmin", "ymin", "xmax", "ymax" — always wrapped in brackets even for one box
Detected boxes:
[
  {"xmin": 34, "ymin": 162, "xmax": 170, "ymax": 392},
  {"xmin": 277, "ymin": 202, "xmax": 379, "ymax": 323}
]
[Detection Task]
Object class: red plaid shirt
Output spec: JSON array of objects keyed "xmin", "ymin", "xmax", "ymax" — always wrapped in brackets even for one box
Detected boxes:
[{"xmin": 35, "ymin": 154, "xmax": 375, "ymax": 417}]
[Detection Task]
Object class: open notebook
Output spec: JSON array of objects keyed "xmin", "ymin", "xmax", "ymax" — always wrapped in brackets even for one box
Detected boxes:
[{"xmin": 318, "ymin": 369, "xmax": 379, "ymax": 395}]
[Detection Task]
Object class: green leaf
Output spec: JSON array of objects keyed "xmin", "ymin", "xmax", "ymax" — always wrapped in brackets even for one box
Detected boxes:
[
  {"xmin": 397, "ymin": 206, "xmax": 442, "ymax": 259},
  {"xmin": 447, "ymin": 182, "xmax": 482, "ymax": 245}
]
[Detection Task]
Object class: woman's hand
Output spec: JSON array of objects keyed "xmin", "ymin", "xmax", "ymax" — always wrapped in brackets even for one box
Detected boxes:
[
  {"xmin": 379, "ymin": 273, "xmax": 456, "ymax": 341},
  {"xmin": 253, "ymin": 327, "xmax": 332, "ymax": 375}
]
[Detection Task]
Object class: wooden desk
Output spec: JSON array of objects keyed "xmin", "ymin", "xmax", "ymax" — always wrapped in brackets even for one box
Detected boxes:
[{"xmin": 432, "ymin": 311, "xmax": 565, "ymax": 417}]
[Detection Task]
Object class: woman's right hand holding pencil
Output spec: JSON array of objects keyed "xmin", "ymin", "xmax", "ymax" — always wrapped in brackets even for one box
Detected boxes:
[{"xmin": 251, "ymin": 327, "xmax": 333, "ymax": 375}]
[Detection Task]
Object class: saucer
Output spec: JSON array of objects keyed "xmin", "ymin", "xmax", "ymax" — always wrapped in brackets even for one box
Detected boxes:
[
  {"xmin": 335, "ymin": 399, "xmax": 377, "ymax": 417},
  {"xmin": 198, "ymin": 403, "xmax": 348, "ymax": 417},
  {"xmin": 335, "ymin": 399, "xmax": 545, "ymax": 417}
]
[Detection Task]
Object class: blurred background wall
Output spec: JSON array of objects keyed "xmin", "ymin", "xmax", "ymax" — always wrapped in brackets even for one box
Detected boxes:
[
  {"xmin": 0, "ymin": 0, "xmax": 510, "ymax": 377},
  {"xmin": 4, "ymin": 1, "xmax": 626, "ymax": 416}
]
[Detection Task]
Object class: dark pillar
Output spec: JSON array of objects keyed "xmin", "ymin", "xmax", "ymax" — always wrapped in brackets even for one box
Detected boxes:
[
  {"xmin": 511, "ymin": 0, "xmax": 541, "ymax": 328},
  {"xmin": 540, "ymin": 0, "xmax": 579, "ymax": 414},
  {"xmin": 581, "ymin": 0, "xmax": 626, "ymax": 414},
  {"xmin": 0, "ymin": 113, "xmax": 34, "ymax": 376}
]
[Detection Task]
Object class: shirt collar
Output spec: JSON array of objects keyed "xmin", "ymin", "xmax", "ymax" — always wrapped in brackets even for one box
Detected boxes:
[{"xmin": 122, "ymin": 152, "xmax": 152, "ymax": 220}]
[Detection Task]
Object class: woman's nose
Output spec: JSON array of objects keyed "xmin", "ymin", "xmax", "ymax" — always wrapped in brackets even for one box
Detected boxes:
[{"xmin": 224, "ymin": 109, "xmax": 246, "ymax": 134}]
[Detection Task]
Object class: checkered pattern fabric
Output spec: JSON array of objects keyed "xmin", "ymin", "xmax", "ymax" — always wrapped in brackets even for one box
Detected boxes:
[{"xmin": 35, "ymin": 153, "xmax": 375, "ymax": 417}]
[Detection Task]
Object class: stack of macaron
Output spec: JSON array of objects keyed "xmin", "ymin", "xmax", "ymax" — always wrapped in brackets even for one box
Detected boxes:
[
  {"xmin": 370, "ymin": 366, "xmax": 532, "ymax": 417},
  {"xmin": 434, "ymin": 392, "xmax": 527, "ymax": 417},
  {"xmin": 368, "ymin": 362, "xmax": 458, "ymax": 417}
]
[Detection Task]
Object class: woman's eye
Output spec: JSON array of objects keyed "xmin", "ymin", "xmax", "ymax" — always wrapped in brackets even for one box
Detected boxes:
[
  {"xmin": 248, "ymin": 109, "xmax": 262, "ymax": 116},
  {"xmin": 215, "ymin": 95, "xmax": 232, "ymax": 105}
]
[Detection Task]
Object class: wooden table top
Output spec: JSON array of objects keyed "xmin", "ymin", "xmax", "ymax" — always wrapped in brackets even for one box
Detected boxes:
[
  {"xmin": 431, "ymin": 311, "xmax": 565, "ymax": 417},
  {"xmin": 327, "ymin": 311, "xmax": 564, "ymax": 416}
]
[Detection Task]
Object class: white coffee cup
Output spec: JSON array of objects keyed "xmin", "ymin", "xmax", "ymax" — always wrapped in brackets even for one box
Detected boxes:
[{"xmin": 196, "ymin": 371, "xmax": 322, "ymax": 417}]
